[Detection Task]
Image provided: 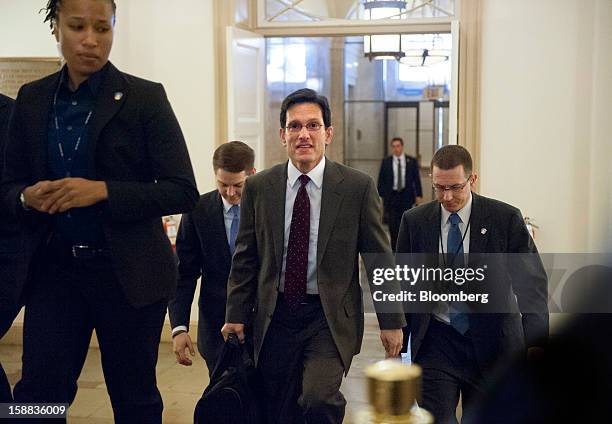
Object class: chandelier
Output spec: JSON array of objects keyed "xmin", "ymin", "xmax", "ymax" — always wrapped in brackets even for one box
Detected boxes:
[
  {"xmin": 363, "ymin": 1, "xmax": 406, "ymax": 61},
  {"xmin": 363, "ymin": 1, "xmax": 450, "ymax": 67}
]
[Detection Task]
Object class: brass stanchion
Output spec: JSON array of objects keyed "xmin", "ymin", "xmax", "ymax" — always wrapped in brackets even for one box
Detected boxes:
[{"xmin": 353, "ymin": 360, "xmax": 433, "ymax": 424}]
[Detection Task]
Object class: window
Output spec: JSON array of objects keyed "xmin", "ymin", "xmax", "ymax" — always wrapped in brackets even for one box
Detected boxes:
[
  {"xmin": 266, "ymin": 39, "xmax": 307, "ymax": 83},
  {"xmin": 262, "ymin": 0, "xmax": 456, "ymax": 24}
]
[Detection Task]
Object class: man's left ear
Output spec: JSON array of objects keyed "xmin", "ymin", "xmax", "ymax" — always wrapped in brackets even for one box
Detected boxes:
[
  {"xmin": 470, "ymin": 173, "xmax": 478, "ymax": 185},
  {"xmin": 325, "ymin": 126, "xmax": 334, "ymax": 145}
]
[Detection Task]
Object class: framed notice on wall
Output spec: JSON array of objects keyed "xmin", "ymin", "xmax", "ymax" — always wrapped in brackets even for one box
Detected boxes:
[{"xmin": 0, "ymin": 57, "xmax": 62, "ymax": 99}]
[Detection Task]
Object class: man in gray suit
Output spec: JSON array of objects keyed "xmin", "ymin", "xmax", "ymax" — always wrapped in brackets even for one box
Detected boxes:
[{"xmin": 222, "ymin": 88, "xmax": 405, "ymax": 423}]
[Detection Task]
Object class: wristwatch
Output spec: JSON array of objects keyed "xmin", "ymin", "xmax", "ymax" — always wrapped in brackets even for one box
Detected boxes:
[{"xmin": 19, "ymin": 191, "xmax": 30, "ymax": 210}]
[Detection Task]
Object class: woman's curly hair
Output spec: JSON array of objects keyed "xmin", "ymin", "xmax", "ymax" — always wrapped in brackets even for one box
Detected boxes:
[{"xmin": 42, "ymin": 0, "xmax": 116, "ymax": 28}]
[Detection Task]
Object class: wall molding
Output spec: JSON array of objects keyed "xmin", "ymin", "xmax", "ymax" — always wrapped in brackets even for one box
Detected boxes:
[{"xmin": 458, "ymin": 0, "xmax": 482, "ymax": 189}]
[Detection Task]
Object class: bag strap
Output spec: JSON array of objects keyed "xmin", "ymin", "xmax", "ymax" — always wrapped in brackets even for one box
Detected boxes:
[{"xmin": 209, "ymin": 333, "xmax": 250, "ymax": 380}]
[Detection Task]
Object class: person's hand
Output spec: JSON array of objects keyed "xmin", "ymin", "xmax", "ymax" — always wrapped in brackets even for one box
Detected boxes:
[
  {"xmin": 221, "ymin": 323, "xmax": 245, "ymax": 343},
  {"xmin": 380, "ymin": 329, "xmax": 403, "ymax": 358},
  {"xmin": 173, "ymin": 333, "xmax": 196, "ymax": 366},
  {"xmin": 21, "ymin": 180, "xmax": 58, "ymax": 212},
  {"xmin": 39, "ymin": 178, "xmax": 108, "ymax": 214}
]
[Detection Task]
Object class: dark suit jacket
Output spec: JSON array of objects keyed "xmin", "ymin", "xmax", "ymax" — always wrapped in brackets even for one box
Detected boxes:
[
  {"xmin": 397, "ymin": 192, "xmax": 549, "ymax": 371},
  {"xmin": 377, "ymin": 154, "xmax": 422, "ymax": 208},
  {"xmin": 0, "ymin": 93, "xmax": 15, "ymax": 237},
  {"xmin": 168, "ymin": 190, "xmax": 231, "ymax": 335},
  {"xmin": 0, "ymin": 93, "xmax": 26, "ymax": 310},
  {"xmin": 226, "ymin": 159, "xmax": 406, "ymax": 371},
  {"xmin": 0, "ymin": 62, "xmax": 199, "ymax": 308}
]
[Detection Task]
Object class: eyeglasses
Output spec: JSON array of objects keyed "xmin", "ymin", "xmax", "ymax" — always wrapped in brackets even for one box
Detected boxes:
[
  {"xmin": 432, "ymin": 176, "xmax": 472, "ymax": 193},
  {"xmin": 285, "ymin": 122, "xmax": 324, "ymax": 133}
]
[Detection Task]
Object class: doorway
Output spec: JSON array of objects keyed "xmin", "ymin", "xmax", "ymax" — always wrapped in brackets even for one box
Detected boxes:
[{"xmin": 263, "ymin": 33, "xmax": 453, "ymax": 196}]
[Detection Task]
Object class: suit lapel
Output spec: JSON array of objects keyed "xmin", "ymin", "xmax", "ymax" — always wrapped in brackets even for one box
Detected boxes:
[
  {"xmin": 317, "ymin": 160, "xmax": 344, "ymax": 267},
  {"xmin": 31, "ymin": 73, "xmax": 60, "ymax": 180},
  {"xmin": 469, "ymin": 192, "xmax": 489, "ymax": 254},
  {"xmin": 86, "ymin": 62, "xmax": 128, "ymax": 172},
  {"xmin": 403, "ymin": 154, "xmax": 409, "ymax": 187},
  {"xmin": 424, "ymin": 201, "xmax": 441, "ymax": 254},
  {"xmin": 211, "ymin": 192, "xmax": 232, "ymax": 262},
  {"xmin": 267, "ymin": 163, "xmax": 287, "ymax": 269}
]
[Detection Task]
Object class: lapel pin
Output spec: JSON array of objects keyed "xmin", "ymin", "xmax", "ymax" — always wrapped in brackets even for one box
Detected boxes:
[
  {"xmin": 481, "ymin": 228, "xmax": 487, "ymax": 235},
  {"xmin": 114, "ymin": 91, "xmax": 123, "ymax": 101}
]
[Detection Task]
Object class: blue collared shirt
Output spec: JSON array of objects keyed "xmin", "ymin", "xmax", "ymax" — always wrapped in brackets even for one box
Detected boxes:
[
  {"xmin": 221, "ymin": 195, "xmax": 239, "ymax": 247},
  {"xmin": 47, "ymin": 63, "xmax": 109, "ymax": 245}
]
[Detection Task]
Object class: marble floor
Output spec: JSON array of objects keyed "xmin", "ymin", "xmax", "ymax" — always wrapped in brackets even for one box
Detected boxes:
[{"xmin": 0, "ymin": 314, "xmax": 389, "ymax": 423}]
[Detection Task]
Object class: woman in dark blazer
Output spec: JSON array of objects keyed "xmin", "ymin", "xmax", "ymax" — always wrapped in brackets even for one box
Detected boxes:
[{"xmin": 0, "ymin": 1, "xmax": 198, "ymax": 422}]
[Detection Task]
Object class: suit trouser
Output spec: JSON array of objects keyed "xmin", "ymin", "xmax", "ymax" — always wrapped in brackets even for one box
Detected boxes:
[
  {"xmin": 12, "ymin": 247, "xmax": 166, "ymax": 424},
  {"xmin": 258, "ymin": 294, "xmax": 346, "ymax": 424},
  {"xmin": 0, "ymin": 237, "xmax": 24, "ymax": 403},
  {"xmin": 0, "ymin": 307, "xmax": 20, "ymax": 403},
  {"xmin": 415, "ymin": 319, "xmax": 484, "ymax": 424},
  {"xmin": 197, "ymin": 312, "xmax": 225, "ymax": 376},
  {"xmin": 386, "ymin": 191, "xmax": 413, "ymax": 251}
]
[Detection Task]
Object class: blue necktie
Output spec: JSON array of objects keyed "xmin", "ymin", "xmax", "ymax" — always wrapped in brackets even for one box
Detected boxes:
[
  {"xmin": 229, "ymin": 204, "xmax": 240, "ymax": 256},
  {"xmin": 447, "ymin": 213, "xmax": 469, "ymax": 335},
  {"xmin": 447, "ymin": 213, "xmax": 464, "ymax": 266}
]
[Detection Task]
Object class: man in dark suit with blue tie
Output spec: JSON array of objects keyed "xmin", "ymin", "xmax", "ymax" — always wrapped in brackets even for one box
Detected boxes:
[
  {"xmin": 0, "ymin": 1, "xmax": 198, "ymax": 421},
  {"xmin": 377, "ymin": 137, "xmax": 422, "ymax": 251},
  {"xmin": 168, "ymin": 141, "xmax": 255, "ymax": 375},
  {"xmin": 396, "ymin": 145, "xmax": 549, "ymax": 423}
]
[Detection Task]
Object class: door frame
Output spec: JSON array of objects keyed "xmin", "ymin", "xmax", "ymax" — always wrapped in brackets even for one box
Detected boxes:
[
  {"xmin": 384, "ymin": 101, "xmax": 421, "ymax": 161},
  {"xmin": 214, "ymin": 0, "xmax": 481, "ymax": 176}
]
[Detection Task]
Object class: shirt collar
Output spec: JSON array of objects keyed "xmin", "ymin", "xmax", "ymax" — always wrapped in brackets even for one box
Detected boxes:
[
  {"xmin": 441, "ymin": 191, "xmax": 473, "ymax": 226},
  {"xmin": 59, "ymin": 61, "xmax": 110, "ymax": 95},
  {"xmin": 221, "ymin": 195, "xmax": 239, "ymax": 214},
  {"xmin": 287, "ymin": 156, "xmax": 326, "ymax": 189}
]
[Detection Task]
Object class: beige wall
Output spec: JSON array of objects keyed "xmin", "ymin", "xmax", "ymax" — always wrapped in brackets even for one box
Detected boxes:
[
  {"xmin": 0, "ymin": 0, "xmax": 57, "ymax": 57},
  {"xmin": 480, "ymin": 0, "xmax": 612, "ymax": 253},
  {"xmin": 110, "ymin": 0, "xmax": 216, "ymax": 194}
]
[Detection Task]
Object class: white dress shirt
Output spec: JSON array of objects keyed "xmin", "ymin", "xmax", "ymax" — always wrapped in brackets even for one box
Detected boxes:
[
  {"xmin": 279, "ymin": 156, "xmax": 325, "ymax": 295},
  {"xmin": 392, "ymin": 154, "xmax": 406, "ymax": 191},
  {"xmin": 433, "ymin": 192, "xmax": 473, "ymax": 324}
]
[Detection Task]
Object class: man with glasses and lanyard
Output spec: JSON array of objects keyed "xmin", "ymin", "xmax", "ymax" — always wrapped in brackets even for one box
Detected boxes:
[{"xmin": 396, "ymin": 145, "xmax": 548, "ymax": 423}]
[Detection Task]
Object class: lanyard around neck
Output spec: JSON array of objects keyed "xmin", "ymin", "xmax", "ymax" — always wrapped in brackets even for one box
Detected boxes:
[
  {"xmin": 439, "ymin": 204, "xmax": 471, "ymax": 267},
  {"xmin": 52, "ymin": 69, "xmax": 94, "ymax": 178}
]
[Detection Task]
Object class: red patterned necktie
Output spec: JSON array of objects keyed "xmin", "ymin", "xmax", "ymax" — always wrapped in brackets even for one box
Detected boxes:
[{"xmin": 284, "ymin": 174, "xmax": 311, "ymax": 309}]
